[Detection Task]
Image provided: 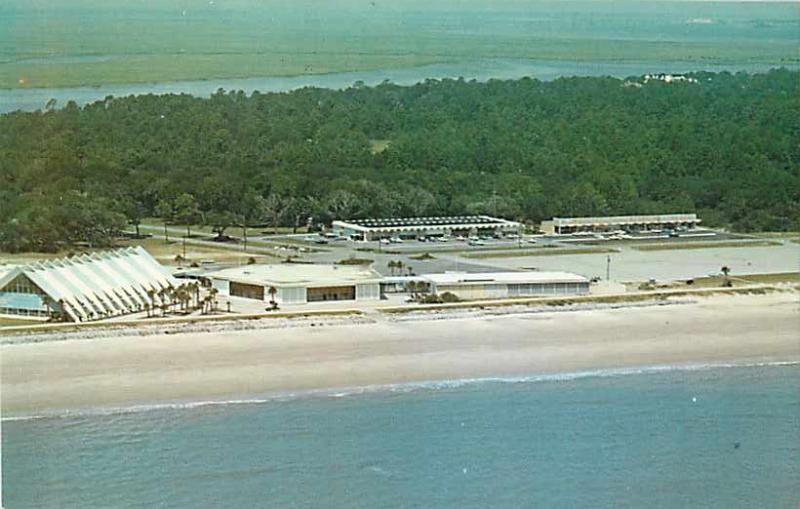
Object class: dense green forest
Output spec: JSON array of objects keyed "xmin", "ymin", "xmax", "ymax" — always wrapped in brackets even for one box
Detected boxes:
[{"xmin": 1, "ymin": 69, "xmax": 798, "ymax": 252}]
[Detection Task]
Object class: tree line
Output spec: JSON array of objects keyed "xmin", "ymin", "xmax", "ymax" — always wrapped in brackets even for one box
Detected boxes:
[{"xmin": 1, "ymin": 69, "xmax": 797, "ymax": 252}]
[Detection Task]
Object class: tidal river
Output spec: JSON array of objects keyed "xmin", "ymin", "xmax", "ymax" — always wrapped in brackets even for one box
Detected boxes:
[{"xmin": 0, "ymin": 58, "xmax": 793, "ymax": 114}]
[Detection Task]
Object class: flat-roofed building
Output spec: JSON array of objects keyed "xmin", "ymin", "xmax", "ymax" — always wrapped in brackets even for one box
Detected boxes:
[
  {"xmin": 540, "ymin": 214, "xmax": 700, "ymax": 235},
  {"xmin": 208, "ymin": 264, "xmax": 383, "ymax": 304},
  {"xmin": 332, "ymin": 215, "xmax": 522, "ymax": 241},
  {"xmin": 0, "ymin": 247, "xmax": 178, "ymax": 322},
  {"xmin": 422, "ymin": 271, "xmax": 590, "ymax": 301}
]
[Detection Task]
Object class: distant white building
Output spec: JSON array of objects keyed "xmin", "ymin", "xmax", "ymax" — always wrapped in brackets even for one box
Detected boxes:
[
  {"xmin": 540, "ymin": 214, "xmax": 700, "ymax": 235},
  {"xmin": 207, "ymin": 264, "xmax": 383, "ymax": 304},
  {"xmin": 0, "ymin": 247, "xmax": 178, "ymax": 321},
  {"xmin": 332, "ymin": 215, "xmax": 523, "ymax": 242},
  {"xmin": 422, "ymin": 271, "xmax": 590, "ymax": 300},
  {"xmin": 643, "ymin": 73, "xmax": 698, "ymax": 84}
]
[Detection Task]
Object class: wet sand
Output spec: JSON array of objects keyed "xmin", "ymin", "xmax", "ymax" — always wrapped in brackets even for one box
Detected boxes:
[{"xmin": 2, "ymin": 293, "xmax": 798, "ymax": 416}]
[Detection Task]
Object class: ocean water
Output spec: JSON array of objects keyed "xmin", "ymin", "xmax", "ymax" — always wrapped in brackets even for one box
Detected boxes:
[{"xmin": 3, "ymin": 363, "xmax": 799, "ymax": 508}]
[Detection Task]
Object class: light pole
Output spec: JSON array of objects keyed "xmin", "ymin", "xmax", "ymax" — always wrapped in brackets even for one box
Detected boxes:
[{"xmin": 606, "ymin": 255, "xmax": 611, "ymax": 281}]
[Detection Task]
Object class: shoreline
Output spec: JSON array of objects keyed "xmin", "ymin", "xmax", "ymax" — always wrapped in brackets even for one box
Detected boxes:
[
  {"xmin": 5, "ymin": 359, "xmax": 798, "ymax": 422},
  {"xmin": 2, "ymin": 292, "xmax": 798, "ymax": 418}
]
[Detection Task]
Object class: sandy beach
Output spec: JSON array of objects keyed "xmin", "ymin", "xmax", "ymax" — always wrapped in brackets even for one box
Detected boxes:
[{"xmin": 2, "ymin": 292, "xmax": 798, "ymax": 417}]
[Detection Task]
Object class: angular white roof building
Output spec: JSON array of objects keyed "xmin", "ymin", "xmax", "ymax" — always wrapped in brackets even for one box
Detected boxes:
[{"xmin": 0, "ymin": 246, "xmax": 178, "ymax": 322}]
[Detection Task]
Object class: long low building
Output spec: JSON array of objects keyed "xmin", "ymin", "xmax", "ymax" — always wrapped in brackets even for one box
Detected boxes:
[
  {"xmin": 332, "ymin": 215, "xmax": 523, "ymax": 241},
  {"xmin": 540, "ymin": 214, "xmax": 700, "ymax": 235},
  {"xmin": 0, "ymin": 247, "xmax": 178, "ymax": 321},
  {"xmin": 208, "ymin": 264, "xmax": 383, "ymax": 304},
  {"xmin": 423, "ymin": 271, "xmax": 590, "ymax": 300}
]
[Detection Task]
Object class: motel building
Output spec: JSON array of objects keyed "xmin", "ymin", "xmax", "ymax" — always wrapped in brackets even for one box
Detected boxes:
[
  {"xmin": 422, "ymin": 271, "xmax": 590, "ymax": 300},
  {"xmin": 0, "ymin": 247, "xmax": 178, "ymax": 322},
  {"xmin": 331, "ymin": 215, "xmax": 523, "ymax": 242},
  {"xmin": 207, "ymin": 264, "xmax": 383, "ymax": 305},
  {"xmin": 540, "ymin": 214, "xmax": 700, "ymax": 235}
]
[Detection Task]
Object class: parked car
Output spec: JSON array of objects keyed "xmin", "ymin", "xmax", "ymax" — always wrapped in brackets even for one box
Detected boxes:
[{"xmin": 389, "ymin": 236, "xmax": 404, "ymax": 243}]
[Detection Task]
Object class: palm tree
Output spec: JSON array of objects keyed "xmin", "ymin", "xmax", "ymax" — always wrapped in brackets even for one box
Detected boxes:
[
  {"xmin": 406, "ymin": 266, "xmax": 413, "ymax": 276},
  {"xmin": 387, "ymin": 260, "xmax": 397, "ymax": 276},
  {"xmin": 721, "ymin": 266, "xmax": 732, "ymax": 287},
  {"xmin": 58, "ymin": 299, "xmax": 69, "ymax": 322},
  {"xmin": 146, "ymin": 289, "xmax": 156, "ymax": 310},
  {"xmin": 144, "ymin": 302, "xmax": 151, "ymax": 318},
  {"xmin": 176, "ymin": 286, "xmax": 190, "ymax": 312},
  {"xmin": 407, "ymin": 280, "xmax": 419, "ymax": 300},
  {"xmin": 209, "ymin": 287, "xmax": 219, "ymax": 312},
  {"xmin": 268, "ymin": 286, "xmax": 278, "ymax": 304},
  {"xmin": 42, "ymin": 295, "xmax": 54, "ymax": 320}
]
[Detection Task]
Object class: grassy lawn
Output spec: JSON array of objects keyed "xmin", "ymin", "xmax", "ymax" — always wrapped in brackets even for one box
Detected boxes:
[
  {"xmin": 0, "ymin": 238, "xmax": 284, "ymax": 267},
  {"xmin": 369, "ymin": 140, "xmax": 392, "ymax": 154},
  {"xmin": 684, "ymin": 272, "xmax": 800, "ymax": 288},
  {"xmin": 0, "ymin": 251, "xmax": 71, "ymax": 265},
  {"xmin": 463, "ymin": 247, "xmax": 617, "ymax": 259},
  {"xmin": 123, "ymin": 238, "xmax": 283, "ymax": 265},
  {"xmin": 0, "ymin": 316, "xmax": 44, "ymax": 327},
  {"xmin": 138, "ymin": 222, "xmax": 318, "ymax": 251},
  {"xmin": 749, "ymin": 232, "xmax": 799, "ymax": 239},
  {"xmin": 632, "ymin": 240, "xmax": 782, "ymax": 252},
  {"xmin": 139, "ymin": 220, "xmax": 309, "ymax": 238},
  {"xmin": 378, "ymin": 285, "xmax": 794, "ymax": 314}
]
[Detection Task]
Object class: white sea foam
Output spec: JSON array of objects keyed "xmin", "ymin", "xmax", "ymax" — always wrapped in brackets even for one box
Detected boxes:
[{"xmin": 4, "ymin": 359, "xmax": 798, "ymax": 423}]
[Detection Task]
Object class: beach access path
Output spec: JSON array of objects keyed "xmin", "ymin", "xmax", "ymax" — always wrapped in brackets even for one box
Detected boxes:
[{"xmin": 2, "ymin": 292, "xmax": 798, "ymax": 417}]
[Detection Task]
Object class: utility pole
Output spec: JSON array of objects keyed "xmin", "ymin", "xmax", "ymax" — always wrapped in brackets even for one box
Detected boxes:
[{"xmin": 606, "ymin": 255, "xmax": 611, "ymax": 281}]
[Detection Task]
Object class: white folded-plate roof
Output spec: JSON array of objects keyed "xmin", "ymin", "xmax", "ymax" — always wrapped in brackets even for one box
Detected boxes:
[{"xmin": 0, "ymin": 246, "xmax": 178, "ymax": 321}]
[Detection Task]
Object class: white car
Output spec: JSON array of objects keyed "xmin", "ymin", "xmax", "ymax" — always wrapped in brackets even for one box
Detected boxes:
[
  {"xmin": 468, "ymin": 239, "xmax": 486, "ymax": 246},
  {"xmin": 380, "ymin": 238, "xmax": 391, "ymax": 245},
  {"xmin": 455, "ymin": 235, "xmax": 466, "ymax": 241},
  {"xmin": 389, "ymin": 236, "xmax": 403, "ymax": 243}
]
